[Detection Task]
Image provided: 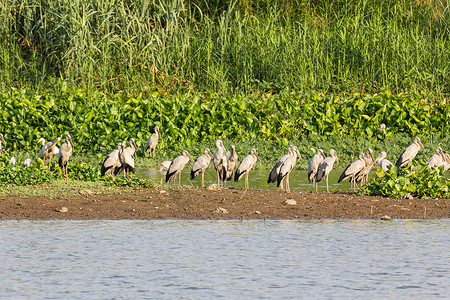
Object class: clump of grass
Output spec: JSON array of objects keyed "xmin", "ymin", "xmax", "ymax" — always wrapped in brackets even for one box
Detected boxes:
[{"xmin": 0, "ymin": 0, "xmax": 449, "ymax": 97}]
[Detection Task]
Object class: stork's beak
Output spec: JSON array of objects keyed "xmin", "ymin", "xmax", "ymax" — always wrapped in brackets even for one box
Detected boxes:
[
  {"xmin": 297, "ymin": 149, "xmax": 302, "ymax": 160},
  {"xmin": 188, "ymin": 153, "xmax": 194, "ymax": 162},
  {"xmin": 374, "ymin": 153, "xmax": 383, "ymax": 163},
  {"xmin": 419, "ymin": 140, "xmax": 424, "ymax": 149}
]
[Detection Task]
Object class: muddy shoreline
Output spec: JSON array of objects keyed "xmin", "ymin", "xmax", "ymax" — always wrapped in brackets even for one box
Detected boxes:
[{"xmin": 1, "ymin": 187, "xmax": 449, "ymax": 220}]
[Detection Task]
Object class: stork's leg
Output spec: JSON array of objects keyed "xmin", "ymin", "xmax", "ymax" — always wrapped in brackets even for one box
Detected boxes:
[
  {"xmin": 201, "ymin": 170, "xmax": 205, "ymax": 188},
  {"xmin": 326, "ymin": 174, "xmax": 329, "ymax": 192},
  {"xmin": 245, "ymin": 172, "xmax": 249, "ymax": 189},
  {"xmin": 48, "ymin": 157, "xmax": 52, "ymax": 172},
  {"xmin": 286, "ymin": 174, "xmax": 290, "ymax": 193},
  {"xmin": 179, "ymin": 171, "xmax": 182, "ymax": 186},
  {"xmin": 280, "ymin": 178, "xmax": 283, "ymax": 191},
  {"xmin": 216, "ymin": 170, "xmax": 220, "ymax": 186}
]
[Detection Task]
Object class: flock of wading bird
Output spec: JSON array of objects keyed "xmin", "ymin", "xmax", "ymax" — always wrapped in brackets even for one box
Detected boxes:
[
  {"xmin": 99, "ymin": 131, "xmax": 450, "ymax": 193},
  {"xmin": 1, "ymin": 130, "xmax": 449, "ymax": 192}
]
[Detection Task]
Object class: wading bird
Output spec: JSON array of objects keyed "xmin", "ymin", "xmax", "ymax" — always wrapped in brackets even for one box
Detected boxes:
[
  {"xmin": 428, "ymin": 147, "xmax": 445, "ymax": 170},
  {"xmin": 213, "ymin": 140, "xmax": 227, "ymax": 186},
  {"xmin": 38, "ymin": 138, "xmax": 59, "ymax": 156},
  {"xmin": 268, "ymin": 145, "xmax": 294, "ymax": 190},
  {"xmin": 58, "ymin": 134, "xmax": 74, "ymax": 180},
  {"xmin": 354, "ymin": 148, "xmax": 376, "ymax": 186},
  {"xmin": 234, "ymin": 148, "xmax": 259, "ymax": 189},
  {"xmin": 40, "ymin": 137, "xmax": 61, "ymax": 171},
  {"xmin": 377, "ymin": 151, "xmax": 393, "ymax": 172},
  {"xmin": 315, "ymin": 149, "xmax": 339, "ymax": 192},
  {"xmin": 116, "ymin": 141, "xmax": 135, "ymax": 177},
  {"xmin": 443, "ymin": 152, "xmax": 450, "ymax": 172},
  {"xmin": 101, "ymin": 143, "xmax": 124, "ymax": 179},
  {"xmin": 225, "ymin": 145, "xmax": 238, "ymax": 185},
  {"xmin": 395, "ymin": 136, "xmax": 424, "ymax": 168},
  {"xmin": 166, "ymin": 150, "xmax": 194, "ymax": 186},
  {"xmin": 191, "ymin": 148, "xmax": 214, "ymax": 188},
  {"xmin": 146, "ymin": 126, "xmax": 160, "ymax": 157},
  {"xmin": 277, "ymin": 145, "xmax": 302, "ymax": 192},
  {"xmin": 125, "ymin": 138, "xmax": 138, "ymax": 157},
  {"xmin": 338, "ymin": 152, "xmax": 369, "ymax": 192},
  {"xmin": 0, "ymin": 133, "xmax": 6, "ymax": 154},
  {"xmin": 159, "ymin": 160, "xmax": 172, "ymax": 172},
  {"xmin": 308, "ymin": 148, "xmax": 327, "ymax": 191}
]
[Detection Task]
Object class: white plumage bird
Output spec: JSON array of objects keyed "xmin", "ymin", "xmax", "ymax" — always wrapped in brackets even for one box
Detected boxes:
[
  {"xmin": 377, "ymin": 151, "xmax": 393, "ymax": 171},
  {"xmin": 268, "ymin": 145, "xmax": 294, "ymax": 189},
  {"xmin": 101, "ymin": 143, "xmax": 124, "ymax": 179},
  {"xmin": 308, "ymin": 148, "xmax": 327, "ymax": 191},
  {"xmin": 146, "ymin": 126, "xmax": 160, "ymax": 157},
  {"xmin": 276, "ymin": 145, "xmax": 302, "ymax": 192},
  {"xmin": 395, "ymin": 136, "xmax": 424, "ymax": 168},
  {"xmin": 58, "ymin": 134, "xmax": 74, "ymax": 180},
  {"xmin": 234, "ymin": 148, "xmax": 259, "ymax": 189},
  {"xmin": 213, "ymin": 140, "xmax": 227, "ymax": 186},
  {"xmin": 428, "ymin": 147, "xmax": 445, "ymax": 170},
  {"xmin": 315, "ymin": 149, "xmax": 339, "ymax": 192},
  {"xmin": 354, "ymin": 148, "xmax": 376, "ymax": 186},
  {"xmin": 39, "ymin": 137, "xmax": 61, "ymax": 171},
  {"xmin": 166, "ymin": 150, "xmax": 194, "ymax": 186},
  {"xmin": 116, "ymin": 140, "xmax": 136, "ymax": 177},
  {"xmin": 191, "ymin": 148, "xmax": 214, "ymax": 188},
  {"xmin": 159, "ymin": 160, "xmax": 172, "ymax": 172},
  {"xmin": 338, "ymin": 152, "xmax": 368, "ymax": 192},
  {"xmin": 38, "ymin": 138, "xmax": 59, "ymax": 156}
]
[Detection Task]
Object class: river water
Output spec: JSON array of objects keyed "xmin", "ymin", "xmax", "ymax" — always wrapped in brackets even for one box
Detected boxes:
[{"xmin": 1, "ymin": 219, "xmax": 449, "ymax": 299}]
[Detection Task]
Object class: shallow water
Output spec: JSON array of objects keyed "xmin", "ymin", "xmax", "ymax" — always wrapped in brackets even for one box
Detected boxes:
[
  {"xmin": 137, "ymin": 168, "xmax": 354, "ymax": 191},
  {"xmin": 1, "ymin": 220, "xmax": 449, "ymax": 299}
]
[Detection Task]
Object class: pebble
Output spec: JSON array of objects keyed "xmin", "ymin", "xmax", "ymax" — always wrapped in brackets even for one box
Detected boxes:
[
  {"xmin": 381, "ymin": 215, "xmax": 392, "ymax": 221},
  {"xmin": 283, "ymin": 199, "xmax": 297, "ymax": 205},
  {"xmin": 212, "ymin": 207, "xmax": 228, "ymax": 214},
  {"xmin": 206, "ymin": 184, "xmax": 221, "ymax": 191},
  {"xmin": 57, "ymin": 207, "xmax": 68, "ymax": 213}
]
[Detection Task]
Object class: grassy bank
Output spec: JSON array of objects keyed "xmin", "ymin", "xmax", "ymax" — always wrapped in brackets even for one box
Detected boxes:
[{"xmin": 1, "ymin": 0, "xmax": 449, "ymax": 97}]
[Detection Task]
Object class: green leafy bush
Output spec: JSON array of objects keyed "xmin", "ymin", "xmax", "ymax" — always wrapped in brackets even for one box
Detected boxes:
[
  {"xmin": 0, "ymin": 156, "xmax": 53, "ymax": 186},
  {"xmin": 359, "ymin": 161, "xmax": 450, "ymax": 199},
  {"xmin": 0, "ymin": 89, "xmax": 448, "ymax": 157},
  {"xmin": 0, "ymin": 154, "xmax": 153, "ymax": 187}
]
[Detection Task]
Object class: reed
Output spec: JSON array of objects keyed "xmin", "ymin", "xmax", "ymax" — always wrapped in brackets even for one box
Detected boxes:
[{"xmin": 0, "ymin": 0, "xmax": 449, "ymax": 96}]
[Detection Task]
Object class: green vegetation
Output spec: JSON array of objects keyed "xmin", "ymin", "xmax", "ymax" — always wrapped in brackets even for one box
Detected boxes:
[
  {"xmin": 0, "ymin": 89, "xmax": 448, "ymax": 156},
  {"xmin": 360, "ymin": 161, "xmax": 450, "ymax": 199},
  {"xmin": 1, "ymin": 0, "xmax": 449, "ymax": 197},
  {"xmin": 0, "ymin": 154, "xmax": 153, "ymax": 187},
  {"xmin": 1, "ymin": 0, "xmax": 449, "ymax": 97}
]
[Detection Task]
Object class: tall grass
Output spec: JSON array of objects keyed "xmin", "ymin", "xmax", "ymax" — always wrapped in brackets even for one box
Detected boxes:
[{"xmin": 1, "ymin": 0, "xmax": 449, "ymax": 96}]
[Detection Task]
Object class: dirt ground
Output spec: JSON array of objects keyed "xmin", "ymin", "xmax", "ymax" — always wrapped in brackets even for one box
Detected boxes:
[{"xmin": 1, "ymin": 185, "xmax": 449, "ymax": 220}]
